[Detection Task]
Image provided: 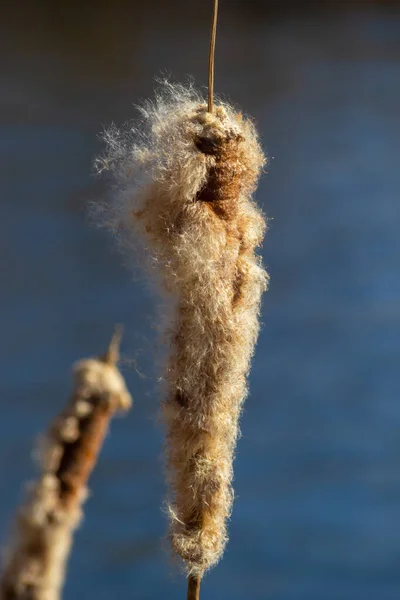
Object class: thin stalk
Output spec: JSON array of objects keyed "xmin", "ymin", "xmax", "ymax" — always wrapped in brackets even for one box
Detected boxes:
[
  {"xmin": 187, "ymin": 574, "xmax": 201, "ymax": 600},
  {"xmin": 208, "ymin": 0, "xmax": 219, "ymax": 113}
]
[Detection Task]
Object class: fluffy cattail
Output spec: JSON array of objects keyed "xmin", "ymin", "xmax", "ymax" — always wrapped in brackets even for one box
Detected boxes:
[
  {"xmin": 0, "ymin": 330, "xmax": 132, "ymax": 600},
  {"xmin": 95, "ymin": 83, "xmax": 268, "ymax": 580}
]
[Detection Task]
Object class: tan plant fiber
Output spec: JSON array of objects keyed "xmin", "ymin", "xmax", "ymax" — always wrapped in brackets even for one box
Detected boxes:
[
  {"xmin": 0, "ymin": 331, "xmax": 132, "ymax": 600},
  {"xmin": 95, "ymin": 83, "xmax": 268, "ymax": 577}
]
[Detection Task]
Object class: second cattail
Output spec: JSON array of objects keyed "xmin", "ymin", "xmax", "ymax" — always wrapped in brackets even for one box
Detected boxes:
[
  {"xmin": 95, "ymin": 83, "xmax": 268, "ymax": 582},
  {"xmin": 0, "ymin": 331, "xmax": 132, "ymax": 600}
]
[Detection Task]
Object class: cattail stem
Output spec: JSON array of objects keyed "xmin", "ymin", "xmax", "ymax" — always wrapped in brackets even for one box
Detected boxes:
[
  {"xmin": 0, "ymin": 329, "xmax": 132, "ymax": 600},
  {"xmin": 187, "ymin": 574, "xmax": 201, "ymax": 600},
  {"xmin": 208, "ymin": 0, "xmax": 219, "ymax": 113}
]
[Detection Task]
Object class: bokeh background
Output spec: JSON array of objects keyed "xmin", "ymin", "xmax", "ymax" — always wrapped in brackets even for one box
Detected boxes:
[{"xmin": 2, "ymin": 1, "xmax": 400, "ymax": 598}]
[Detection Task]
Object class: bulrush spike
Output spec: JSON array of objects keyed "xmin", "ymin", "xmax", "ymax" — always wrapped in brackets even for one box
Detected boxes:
[
  {"xmin": 0, "ymin": 330, "xmax": 132, "ymax": 600},
  {"xmin": 94, "ymin": 80, "xmax": 268, "ymax": 586},
  {"xmin": 94, "ymin": 8, "xmax": 268, "ymax": 599}
]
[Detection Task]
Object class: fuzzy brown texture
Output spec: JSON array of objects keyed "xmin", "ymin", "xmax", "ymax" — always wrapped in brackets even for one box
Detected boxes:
[
  {"xmin": 0, "ymin": 341, "xmax": 131, "ymax": 600},
  {"xmin": 95, "ymin": 83, "xmax": 268, "ymax": 576}
]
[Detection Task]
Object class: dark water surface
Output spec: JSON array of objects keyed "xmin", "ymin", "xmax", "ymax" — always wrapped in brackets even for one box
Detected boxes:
[{"xmin": 1, "ymin": 4, "xmax": 400, "ymax": 599}]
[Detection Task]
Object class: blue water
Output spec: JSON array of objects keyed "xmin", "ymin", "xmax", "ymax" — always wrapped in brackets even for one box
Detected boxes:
[{"xmin": 1, "ymin": 5, "xmax": 400, "ymax": 599}]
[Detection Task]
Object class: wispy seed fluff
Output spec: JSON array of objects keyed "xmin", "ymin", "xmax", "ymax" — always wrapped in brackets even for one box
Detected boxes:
[{"xmin": 95, "ymin": 83, "xmax": 268, "ymax": 576}]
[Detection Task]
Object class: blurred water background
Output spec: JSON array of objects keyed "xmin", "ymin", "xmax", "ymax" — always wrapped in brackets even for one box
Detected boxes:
[{"xmin": 1, "ymin": 1, "xmax": 400, "ymax": 598}]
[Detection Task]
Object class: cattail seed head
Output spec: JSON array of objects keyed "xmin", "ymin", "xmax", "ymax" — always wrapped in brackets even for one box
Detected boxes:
[
  {"xmin": 0, "ymin": 335, "xmax": 132, "ymax": 600},
  {"xmin": 95, "ymin": 83, "xmax": 268, "ymax": 576}
]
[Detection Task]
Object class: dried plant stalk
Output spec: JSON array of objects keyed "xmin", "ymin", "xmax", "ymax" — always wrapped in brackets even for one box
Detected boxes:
[
  {"xmin": 95, "ymin": 83, "xmax": 268, "ymax": 580},
  {"xmin": 0, "ymin": 331, "xmax": 132, "ymax": 600}
]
